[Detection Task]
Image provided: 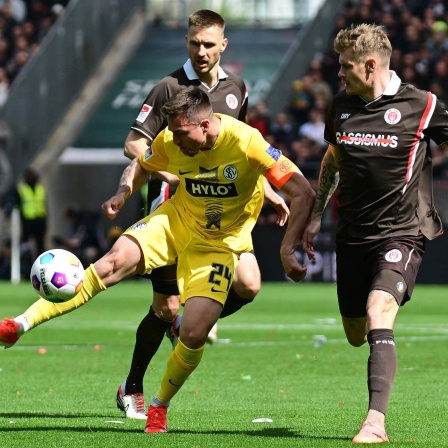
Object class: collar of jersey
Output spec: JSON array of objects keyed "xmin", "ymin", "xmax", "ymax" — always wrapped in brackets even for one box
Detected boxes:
[
  {"xmin": 183, "ymin": 59, "xmax": 228, "ymax": 81},
  {"xmin": 364, "ymin": 70, "xmax": 401, "ymax": 107},
  {"xmin": 382, "ymin": 70, "xmax": 401, "ymax": 96}
]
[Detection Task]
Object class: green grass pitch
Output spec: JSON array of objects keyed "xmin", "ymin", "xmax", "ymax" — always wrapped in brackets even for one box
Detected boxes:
[{"xmin": 1, "ymin": 280, "xmax": 447, "ymax": 447}]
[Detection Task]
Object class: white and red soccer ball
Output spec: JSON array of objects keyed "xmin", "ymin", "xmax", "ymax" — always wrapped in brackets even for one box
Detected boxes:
[{"xmin": 30, "ymin": 249, "xmax": 84, "ymax": 303}]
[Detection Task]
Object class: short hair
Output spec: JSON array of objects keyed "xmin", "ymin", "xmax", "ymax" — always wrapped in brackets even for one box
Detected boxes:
[
  {"xmin": 188, "ymin": 9, "xmax": 225, "ymax": 31},
  {"xmin": 334, "ymin": 23, "xmax": 392, "ymax": 64},
  {"xmin": 161, "ymin": 86, "xmax": 213, "ymax": 124}
]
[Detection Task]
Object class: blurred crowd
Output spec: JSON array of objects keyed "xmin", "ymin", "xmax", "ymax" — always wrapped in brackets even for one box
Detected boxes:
[
  {"xmin": 254, "ymin": 0, "xmax": 448, "ymax": 224},
  {"xmin": 2, "ymin": 0, "xmax": 447, "ymax": 176},
  {"xmin": 0, "ymin": 0, "xmax": 68, "ymax": 106},
  {"xmin": 2, "ymin": 0, "xmax": 448, "ymax": 269}
]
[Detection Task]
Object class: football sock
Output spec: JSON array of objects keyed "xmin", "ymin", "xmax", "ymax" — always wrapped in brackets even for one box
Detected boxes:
[
  {"xmin": 21, "ymin": 264, "xmax": 106, "ymax": 329},
  {"xmin": 125, "ymin": 306, "xmax": 172, "ymax": 395},
  {"xmin": 367, "ymin": 328, "xmax": 397, "ymax": 415},
  {"xmin": 14, "ymin": 315, "xmax": 30, "ymax": 334},
  {"xmin": 154, "ymin": 338, "xmax": 205, "ymax": 404},
  {"xmin": 220, "ymin": 286, "xmax": 254, "ymax": 318}
]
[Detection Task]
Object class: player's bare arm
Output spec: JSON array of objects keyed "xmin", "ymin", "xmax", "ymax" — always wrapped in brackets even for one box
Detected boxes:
[
  {"xmin": 102, "ymin": 158, "xmax": 150, "ymax": 220},
  {"xmin": 123, "ymin": 129, "xmax": 151, "ymax": 160},
  {"xmin": 277, "ymin": 171, "xmax": 315, "ymax": 282},
  {"xmin": 262, "ymin": 178, "xmax": 290, "ymax": 226},
  {"xmin": 152, "ymin": 170, "xmax": 180, "ymax": 187},
  {"xmin": 313, "ymin": 144, "xmax": 340, "ymax": 217},
  {"xmin": 302, "ymin": 144, "xmax": 340, "ymax": 260}
]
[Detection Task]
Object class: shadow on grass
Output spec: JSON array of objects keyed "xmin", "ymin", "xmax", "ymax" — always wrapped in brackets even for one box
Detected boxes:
[
  {"xmin": 0, "ymin": 412, "xmax": 126, "ymax": 419},
  {"xmin": 0, "ymin": 419, "xmax": 351, "ymax": 441},
  {"xmin": 172, "ymin": 427, "xmax": 350, "ymax": 441}
]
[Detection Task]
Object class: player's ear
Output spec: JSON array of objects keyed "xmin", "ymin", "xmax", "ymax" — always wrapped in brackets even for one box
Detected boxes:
[
  {"xmin": 200, "ymin": 119, "xmax": 210, "ymax": 132},
  {"xmin": 365, "ymin": 58, "xmax": 375, "ymax": 72},
  {"xmin": 220, "ymin": 37, "xmax": 228, "ymax": 53}
]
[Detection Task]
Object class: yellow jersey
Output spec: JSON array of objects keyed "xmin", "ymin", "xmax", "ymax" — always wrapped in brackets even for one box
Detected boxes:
[{"xmin": 139, "ymin": 114, "xmax": 281, "ymax": 246}]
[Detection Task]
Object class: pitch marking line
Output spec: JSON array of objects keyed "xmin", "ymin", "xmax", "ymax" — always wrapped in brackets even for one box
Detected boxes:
[{"xmin": 6, "ymin": 334, "xmax": 448, "ymax": 351}]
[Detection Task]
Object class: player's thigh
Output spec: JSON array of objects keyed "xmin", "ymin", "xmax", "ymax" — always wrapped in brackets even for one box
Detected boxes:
[
  {"xmin": 233, "ymin": 251, "xmax": 261, "ymax": 298},
  {"xmin": 337, "ymin": 240, "xmax": 371, "ymax": 345},
  {"xmin": 150, "ymin": 263, "xmax": 180, "ymax": 318},
  {"xmin": 374, "ymin": 235, "xmax": 425, "ymax": 306},
  {"xmin": 336, "ymin": 240, "xmax": 371, "ymax": 319},
  {"xmin": 94, "ymin": 234, "xmax": 144, "ymax": 285},
  {"xmin": 124, "ymin": 202, "xmax": 180, "ymax": 273},
  {"xmin": 177, "ymin": 244, "xmax": 238, "ymax": 307},
  {"xmin": 151, "ymin": 264, "xmax": 179, "ymax": 295}
]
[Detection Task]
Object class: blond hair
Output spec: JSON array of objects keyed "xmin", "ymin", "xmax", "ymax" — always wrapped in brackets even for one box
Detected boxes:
[{"xmin": 334, "ymin": 23, "xmax": 392, "ymax": 64}]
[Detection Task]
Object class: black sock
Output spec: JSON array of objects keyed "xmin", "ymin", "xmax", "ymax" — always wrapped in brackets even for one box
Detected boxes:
[
  {"xmin": 367, "ymin": 328, "xmax": 397, "ymax": 415},
  {"xmin": 220, "ymin": 287, "xmax": 254, "ymax": 318},
  {"xmin": 125, "ymin": 306, "xmax": 171, "ymax": 394}
]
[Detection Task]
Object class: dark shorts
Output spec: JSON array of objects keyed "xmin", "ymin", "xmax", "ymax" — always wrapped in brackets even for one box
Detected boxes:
[
  {"xmin": 336, "ymin": 234, "xmax": 426, "ymax": 318},
  {"xmin": 150, "ymin": 264, "xmax": 179, "ymax": 296}
]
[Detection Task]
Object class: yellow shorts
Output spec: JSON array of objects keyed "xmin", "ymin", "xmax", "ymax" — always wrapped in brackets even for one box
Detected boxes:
[{"xmin": 124, "ymin": 200, "xmax": 238, "ymax": 305}]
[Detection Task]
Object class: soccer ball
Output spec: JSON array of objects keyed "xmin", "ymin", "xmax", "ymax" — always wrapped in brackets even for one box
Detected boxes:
[{"xmin": 30, "ymin": 249, "xmax": 84, "ymax": 303}]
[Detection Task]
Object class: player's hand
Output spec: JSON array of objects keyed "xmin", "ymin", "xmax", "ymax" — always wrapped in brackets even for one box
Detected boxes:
[
  {"xmin": 280, "ymin": 247, "xmax": 307, "ymax": 282},
  {"xmin": 302, "ymin": 213, "xmax": 321, "ymax": 261},
  {"xmin": 102, "ymin": 194, "xmax": 126, "ymax": 220},
  {"xmin": 264, "ymin": 191, "xmax": 290, "ymax": 226},
  {"xmin": 271, "ymin": 195, "xmax": 290, "ymax": 226}
]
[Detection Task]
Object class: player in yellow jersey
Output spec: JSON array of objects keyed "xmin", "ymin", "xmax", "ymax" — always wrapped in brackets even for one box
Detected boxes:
[
  {"xmin": 117, "ymin": 10, "xmax": 289, "ymax": 420},
  {"xmin": 0, "ymin": 86, "xmax": 315, "ymax": 433}
]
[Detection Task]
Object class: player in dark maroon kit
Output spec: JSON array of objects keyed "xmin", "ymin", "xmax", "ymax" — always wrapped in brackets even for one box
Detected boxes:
[
  {"xmin": 303, "ymin": 24, "xmax": 446, "ymax": 444},
  {"xmin": 116, "ymin": 9, "xmax": 289, "ymax": 419}
]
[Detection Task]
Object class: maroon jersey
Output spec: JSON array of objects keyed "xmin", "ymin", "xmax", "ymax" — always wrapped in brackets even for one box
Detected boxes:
[
  {"xmin": 131, "ymin": 59, "xmax": 248, "ymax": 214},
  {"xmin": 131, "ymin": 59, "xmax": 248, "ymax": 140},
  {"xmin": 324, "ymin": 71, "xmax": 447, "ymax": 240}
]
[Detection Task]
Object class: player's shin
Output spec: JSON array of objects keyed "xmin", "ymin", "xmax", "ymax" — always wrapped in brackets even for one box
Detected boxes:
[
  {"xmin": 125, "ymin": 306, "xmax": 172, "ymax": 394},
  {"xmin": 21, "ymin": 264, "xmax": 107, "ymax": 329},
  {"xmin": 153, "ymin": 338, "xmax": 205, "ymax": 404},
  {"xmin": 219, "ymin": 286, "xmax": 254, "ymax": 318},
  {"xmin": 367, "ymin": 328, "xmax": 397, "ymax": 415}
]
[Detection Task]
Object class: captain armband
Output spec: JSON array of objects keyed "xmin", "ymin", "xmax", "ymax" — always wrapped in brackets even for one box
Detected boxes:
[{"xmin": 265, "ymin": 155, "xmax": 301, "ymax": 189}]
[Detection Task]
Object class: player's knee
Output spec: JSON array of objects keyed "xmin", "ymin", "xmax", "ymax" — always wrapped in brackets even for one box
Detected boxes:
[
  {"xmin": 151, "ymin": 304, "xmax": 177, "ymax": 321},
  {"xmin": 165, "ymin": 296, "xmax": 180, "ymax": 316},
  {"xmin": 232, "ymin": 277, "xmax": 260, "ymax": 299},
  {"xmin": 368, "ymin": 289, "xmax": 400, "ymax": 312},
  {"xmin": 152, "ymin": 293, "xmax": 180, "ymax": 321},
  {"xmin": 234, "ymin": 253, "xmax": 261, "ymax": 299},
  {"xmin": 180, "ymin": 327, "xmax": 208, "ymax": 348}
]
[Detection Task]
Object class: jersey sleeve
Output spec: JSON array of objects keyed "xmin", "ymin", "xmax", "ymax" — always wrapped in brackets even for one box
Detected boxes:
[
  {"xmin": 138, "ymin": 130, "xmax": 170, "ymax": 172},
  {"xmin": 424, "ymin": 94, "xmax": 448, "ymax": 145},
  {"xmin": 265, "ymin": 155, "xmax": 301, "ymax": 189},
  {"xmin": 247, "ymin": 131, "xmax": 300, "ymax": 188},
  {"xmin": 131, "ymin": 79, "xmax": 176, "ymax": 141}
]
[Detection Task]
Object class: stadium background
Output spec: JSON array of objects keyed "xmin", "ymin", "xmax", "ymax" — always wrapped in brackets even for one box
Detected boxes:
[{"xmin": 0, "ymin": 0, "xmax": 446, "ymax": 283}]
